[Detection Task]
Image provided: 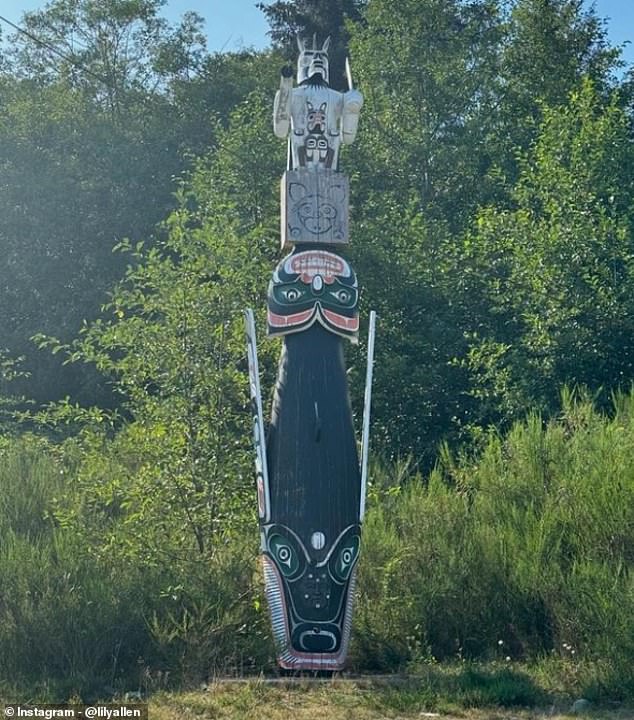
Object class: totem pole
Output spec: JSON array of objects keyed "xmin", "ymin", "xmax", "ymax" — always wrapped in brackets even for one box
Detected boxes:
[{"xmin": 246, "ymin": 34, "xmax": 376, "ymax": 671}]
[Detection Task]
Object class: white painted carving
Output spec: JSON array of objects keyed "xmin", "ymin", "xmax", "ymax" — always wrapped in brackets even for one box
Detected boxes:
[{"xmin": 273, "ymin": 35, "xmax": 363, "ymax": 172}]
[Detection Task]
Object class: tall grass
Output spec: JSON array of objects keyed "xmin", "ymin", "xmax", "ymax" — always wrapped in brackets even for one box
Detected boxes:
[
  {"xmin": 1, "ymin": 390, "xmax": 633, "ymax": 699},
  {"xmin": 352, "ymin": 391, "xmax": 634, "ymax": 697},
  {"xmin": 0, "ymin": 436, "xmax": 274, "ymax": 699}
]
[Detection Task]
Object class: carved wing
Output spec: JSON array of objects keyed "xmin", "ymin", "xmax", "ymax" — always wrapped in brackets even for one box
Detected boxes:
[{"xmin": 245, "ymin": 309, "xmax": 271, "ymax": 524}]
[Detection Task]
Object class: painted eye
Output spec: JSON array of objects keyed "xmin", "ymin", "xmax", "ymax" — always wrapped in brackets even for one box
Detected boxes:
[
  {"xmin": 268, "ymin": 530, "xmax": 305, "ymax": 580},
  {"xmin": 298, "ymin": 202, "xmax": 313, "ymax": 218},
  {"xmin": 283, "ymin": 288, "xmax": 302, "ymax": 302},
  {"xmin": 329, "ymin": 535, "xmax": 360, "ymax": 584},
  {"xmin": 336, "ymin": 545, "xmax": 357, "ymax": 578},
  {"xmin": 277, "ymin": 545, "xmax": 292, "ymax": 566},
  {"xmin": 333, "ymin": 289, "xmax": 350, "ymax": 303}
]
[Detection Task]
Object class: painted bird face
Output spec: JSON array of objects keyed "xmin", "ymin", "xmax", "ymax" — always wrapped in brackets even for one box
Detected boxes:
[{"xmin": 267, "ymin": 250, "xmax": 359, "ymax": 341}]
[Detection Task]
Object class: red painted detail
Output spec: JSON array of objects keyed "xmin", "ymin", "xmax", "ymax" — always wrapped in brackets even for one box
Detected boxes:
[
  {"xmin": 288, "ymin": 251, "xmax": 347, "ymax": 285},
  {"xmin": 257, "ymin": 476, "xmax": 265, "ymax": 517},
  {"xmin": 268, "ymin": 307, "xmax": 315, "ymax": 328},
  {"xmin": 321, "ymin": 308, "xmax": 359, "ymax": 332}
]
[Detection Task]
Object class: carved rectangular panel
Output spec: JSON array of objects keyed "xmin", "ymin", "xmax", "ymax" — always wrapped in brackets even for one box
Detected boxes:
[{"xmin": 281, "ymin": 169, "xmax": 349, "ymax": 249}]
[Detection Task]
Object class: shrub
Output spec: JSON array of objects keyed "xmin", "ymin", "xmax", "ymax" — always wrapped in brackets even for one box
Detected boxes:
[{"xmin": 353, "ymin": 390, "xmax": 634, "ymax": 697}]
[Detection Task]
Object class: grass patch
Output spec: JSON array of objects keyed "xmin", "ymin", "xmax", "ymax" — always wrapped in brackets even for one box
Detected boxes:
[{"xmin": 145, "ymin": 677, "xmax": 634, "ymax": 719}]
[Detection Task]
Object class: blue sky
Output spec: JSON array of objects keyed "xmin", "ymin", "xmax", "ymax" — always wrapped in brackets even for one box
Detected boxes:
[
  {"xmin": 0, "ymin": 0, "xmax": 632, "ymax": 67},
  {"xmin": 0, "ymin": 0, "xmax": 271, "ymax": 52}
]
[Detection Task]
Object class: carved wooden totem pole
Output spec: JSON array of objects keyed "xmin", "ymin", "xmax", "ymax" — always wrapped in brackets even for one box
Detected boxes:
[{"xmin": 246, "ymin": 35, "xmax": 376, "ymax": 671}]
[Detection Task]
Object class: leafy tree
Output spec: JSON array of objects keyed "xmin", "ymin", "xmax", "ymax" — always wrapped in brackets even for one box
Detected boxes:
[
  {"xmin": 3, "ymin": 0, "xmax": 630, "ymax": 465},
  {"xmin": 347, "ymin": 203, "xmax": 474, "ymax": 463},
  {"xmin": 348, "ymin": 0, "xmax": 504, "ymax": 229},
  {"xmin": 37, "ymin": 92, "xmax": 283, "ymax": 555},
  {"xmin": 348, "ymin": 0, "xmax": 619, "ymax": 226},
  {"xmin": 2, "ymin": 94, "xmax": 286, "ymax": 688},
  {"xmin": 459, "ymin": 79, "xmax": 634, "ymax": 425},
  {"xmin": 9, "ymin": 0, "xmax": 206, "ymax": 115},
  {"xmin": 0, "ymin": 74, "xmax": 177, "ymax": 406},
  {"xmin": 341, "ymin": 0, "xmax": 504, "ymax": 459},
  {"xmin": 341, "ymin": 0, "xmax": 626, "ymax": 458},
  {"xmin": 168, "ymin": 48, "xmax": 283, "ymax": 158},
  {"xmin": 0, "ymin": 2, "xmax": 278, "ymax": 408},
  {"xmin": 494, "ymin": 0, "xmax": 622, "ymax": 180}
]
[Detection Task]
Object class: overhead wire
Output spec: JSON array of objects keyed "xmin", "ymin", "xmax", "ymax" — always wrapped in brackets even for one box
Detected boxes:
[
  {"xmin": 0, "ymin": 11, "xmax": 284, "ymax": 171},
  {"xmin": 0, "ymin": 12, "xmax": 110, "ymax": 86}
]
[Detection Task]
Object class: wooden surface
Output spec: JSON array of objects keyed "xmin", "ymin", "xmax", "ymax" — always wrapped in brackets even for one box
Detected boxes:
[{"xmin": 281, "ymin": 169, "xmax": 349, "ymax": 248}]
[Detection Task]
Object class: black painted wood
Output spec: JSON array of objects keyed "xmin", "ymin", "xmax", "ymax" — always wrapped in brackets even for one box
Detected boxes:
[{"xmin": 266, "ymin": 323, "xmax": 360, "ymax": 554}]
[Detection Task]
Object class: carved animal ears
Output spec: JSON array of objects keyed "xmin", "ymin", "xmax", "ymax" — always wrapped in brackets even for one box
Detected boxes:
[
  {"xmin": 328, "ymin": 182, "xmax": 346, "ymax": 203},
  {"xmin": 289, "ymin": 183, "xmax": 308, "ymax": 201},
  {"xmin": 296, "ymin": 34, "xmax": 331, "ymax": 53}
]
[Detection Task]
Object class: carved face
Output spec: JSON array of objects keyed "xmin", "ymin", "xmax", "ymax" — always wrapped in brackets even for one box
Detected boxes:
[
  {"xmin": 267, "ymin": 250, "xmax": 359, "ymax": 340},
  {"xmin": 262, "ymin": 523, "xmax": 360, "ymax": 668},
  {"xmin": 297, "ymin": 35, "xmax": 331, "ymax": 85},
  {"xmin": 306, "ymin": 101, "xmax": 327, "ymax": 133},
  {"xmin": 297, "ymin": 193, "xmax": 336, "ymax": 233}
]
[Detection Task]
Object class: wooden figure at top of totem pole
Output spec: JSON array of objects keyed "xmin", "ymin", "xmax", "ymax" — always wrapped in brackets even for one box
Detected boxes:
[
  {"xmin": 273, "ymin": 34, "xmax": 363, "ymax": 172},
  {"xmin": 245, "ymin": 34, "xmax": 375, "ymax": 672},
  {"xmin": 274, "ymin": 35, "xmax": 363, "ymax": 249}
]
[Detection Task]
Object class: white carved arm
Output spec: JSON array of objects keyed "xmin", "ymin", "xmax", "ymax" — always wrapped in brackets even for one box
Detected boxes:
[
  {"xmin": 273, "ymin": 67, "xmax": 294, "ymax": 138},
  {"xmin": 342, "ymin": 89, "xmax": 363, "ymax": 145}
]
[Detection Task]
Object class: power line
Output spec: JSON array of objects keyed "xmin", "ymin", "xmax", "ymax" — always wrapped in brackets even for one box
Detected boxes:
[{"xmin": 0, "ymin": 13, "xmax": 110, "ymax": 87}]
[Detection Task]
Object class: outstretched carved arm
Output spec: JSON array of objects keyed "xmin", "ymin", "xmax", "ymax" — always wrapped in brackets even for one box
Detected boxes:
[
  {"xmin": 342, "ymin": 89, "xmax": 363, "ymax": 145},
  {"xmin": 273, "ymin": 65, "xmax": 294, "ymax": 138}
]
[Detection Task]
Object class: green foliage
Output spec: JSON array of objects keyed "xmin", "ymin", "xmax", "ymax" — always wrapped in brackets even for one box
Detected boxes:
[
  {"xmin": 349, "ymin": 0, "xmax": 504, "ymax": 227},
  {"xmin": 0, "ymin": 436, "xmax": 143, "ymax": 696},
  {"xmin": 499, "ymin": 0, "xmax": 621, "ymax": 154},
  {"xmin": 0, "ymin": 1, "xmax": 277, "ymax": 408},
  {"xmin": 0, "ymin": 352, "xmax": 32, "ymax": 432},
  {"xmin": 10, "ymin": 0, "xmax": 206, "ymax": 105},
  {"xmin": 2, "ymin": 391, "xmax": 634, "ymax": 698},
  {"xmin": 343, "ymin": 1, "xmax": 496, "ymax": 456},
  {"xmin": 0, "ymin": 434, "xmax": 274, "ymax": 699},
  {"xmin": 343, "ymin": 0, "xmax": 625, "ymax": 458},
  {"xmin": 34, "ymin": 92, "xmax": 282, "ymax": 558},
  {"xmin": 2, "ymin": 0, "xmax": 629, "ymax": 455},
  {"xmin": 352, "ymin": 390, "xmax": 634, "ymax": 698},
  {"xmin": 460, "ymin": 80, "xmax": 634, "ymax": 425},
  {"xmin": 0, "ymin": 96, "xmax": 286, "ymax": 696}
]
